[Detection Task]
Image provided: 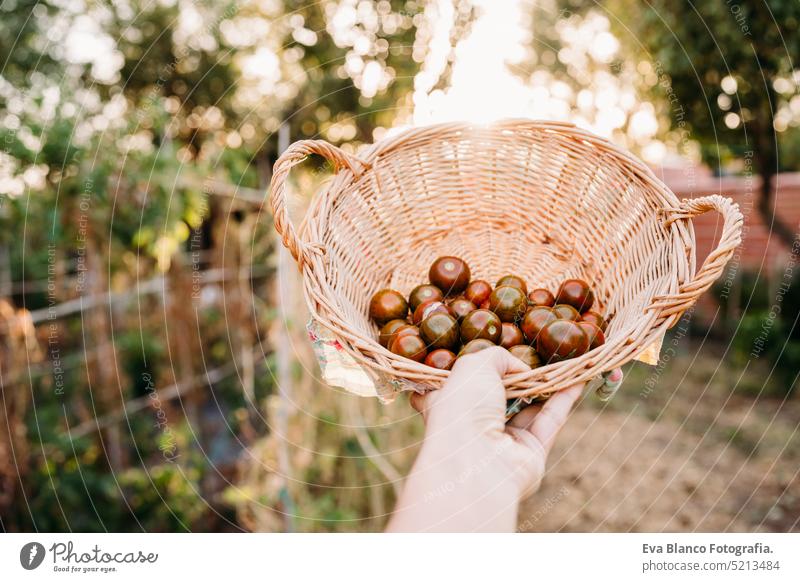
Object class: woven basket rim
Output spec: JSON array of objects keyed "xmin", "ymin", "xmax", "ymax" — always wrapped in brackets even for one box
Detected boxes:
[
  {"xmin": 272, "ymin": 118, "xmax": 743, "ymax": 398},
  {"xmin": 359, "ymin": 120, "xmax": 669, "ymax": 190}
]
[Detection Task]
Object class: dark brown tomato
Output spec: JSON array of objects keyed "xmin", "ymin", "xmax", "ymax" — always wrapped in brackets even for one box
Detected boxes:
[
  {"xmin": 555, "ymin": 279, "xmax": 595, "ymax": 313},
  {"xmin": 496, "ymin": 275, "xmax": 528, "ymax": 295},
  {"xmin": 424, "ymin": 349, "xmax": 457, "ymax": 370},
  {"xmin": 480, "ymin": 299, "xmax": 491, "ymax": 310},
  {"xmin": 460, "ymin": 309, "xmax": 502, "ymax": 344},
  {"xmin": 378, "ymin": 319, "xmax": 407, "ymax": 348},
  {"xmin": 392, "ymin": 324, "xmax": 421, "ymax": 343},
  {"xmin": 499, "ymin": 323, "xmax": 524, "ymax": 348},
  {"xmin": 408, "ymin": 284, "xmax": 444, "ymax": 312},
  {"xmin": 577, "ymin": 321, "xmax": 605, "ymax": 350},
  {"xmin": 413, "ymin": 300, "xmax": 452, "ymax": 325},
  {"xmin": 552, "ymin": 303, "xmax": 581, "ymax": 321},
  {"xmin": 420, "ymin": 313, "xmax": 460, "ymax": 350},
  {"xmin": 429, "ymin": 256, "xmax": 471, "ymax": 295},
  {"xmin": 448, "ymin": 298, "xmax": 477, "ymax": 323},
  {"xmin": 536, "ymin": 320, "xmax": 589, "ymax": 362},
  {"xmin": 528, "ymin": 288, "xmax": 555, "ymax": 307},
  {"xmin": 368, "ymin": 289, "xmax": 408, "ymax": 325},
  {"xmin": 489, "ymin": 286, "xmax": 527, "ymax": 322},
  {"xmin": 465, "ymin": 280, "xmax": 492, "ymax": 306},
  {"xmin": 581, "ymin": 310, "xmax": 607, "ymax": 331},
  {"xmin": 458, "ymin": 339, "xmax": 495, "ymax": 356},
  {"xmin": 508, "ymin": 345, "xmax": 542, "ymax": 369},
  {"xmin": 389, "ymin": 333, "xmax": 427, "ymax": 362},
  {"xmin": 520, "ymin": 306, "xmax": 558, "ymax": 343}
]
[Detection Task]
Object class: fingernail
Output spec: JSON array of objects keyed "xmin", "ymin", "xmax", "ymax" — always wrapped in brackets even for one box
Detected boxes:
[{"xmin": 596, "ymin": 369, "xmax": 623, "ymax": 401}]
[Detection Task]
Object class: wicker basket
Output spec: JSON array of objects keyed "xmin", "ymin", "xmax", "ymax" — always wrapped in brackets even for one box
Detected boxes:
[{"xmin": 269, "ymin": 119, "xmax": 743, "ymax": 400}]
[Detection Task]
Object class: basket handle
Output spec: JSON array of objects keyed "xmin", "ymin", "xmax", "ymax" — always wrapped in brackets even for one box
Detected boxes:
[
  {"xmin": 648, "ymin": 194, "xmax": 744, "ymax": 318},
  {"xmin": 269, "ymin": 140, "xmax": 370, "ymax": 268}
]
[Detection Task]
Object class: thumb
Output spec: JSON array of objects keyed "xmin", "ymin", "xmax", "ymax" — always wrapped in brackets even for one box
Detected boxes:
[
  {"xmin": 451, "ymin": 344, "xmax": 531, "ymax": 377},
  {"xmin": 425, "ymin": 346, "xmax": 529, "ymax": 427}
]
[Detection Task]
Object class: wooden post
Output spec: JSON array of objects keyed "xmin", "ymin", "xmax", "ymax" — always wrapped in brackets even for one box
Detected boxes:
[{"xmin": 274, "ymin": 122, "xmax": 296, "ymax": 532}]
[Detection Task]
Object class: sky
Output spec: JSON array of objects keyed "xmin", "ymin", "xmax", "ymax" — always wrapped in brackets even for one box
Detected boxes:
[{"xmin": 410, "ymin": 0, "xmax": 668, "ymax": 163}]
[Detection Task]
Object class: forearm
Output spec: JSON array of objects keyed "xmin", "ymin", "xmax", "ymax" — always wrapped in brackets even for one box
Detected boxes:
[{"xmin": 387, "ymin": 437, "xmax": 521, "ymax": 532}]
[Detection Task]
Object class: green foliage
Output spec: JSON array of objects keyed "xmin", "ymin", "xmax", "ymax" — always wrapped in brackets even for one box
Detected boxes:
[
  {"xmin": 524, "ymin": 1, "xmax": 800, "ymax": 219},
  {"xmin": 25, "ymin": 434, "xmax": 123, "ymax": 532},
  {"xmin": 718, "ymin": 269, "xmax": 800, "ymax": 397},
  {"xmin": 0, "ymin": 0, "xmax": 65, "ymax": 84},
  {"xmin": 608, "ymin": 0, "xmax": 800, "ymax": 175},
  {"xmin": 1, "ymin": 0, "xmax": 430, "ymax": 533},
  {"xmin": 117, "ymin": 456, "xmax": 209, "ymax": 532},
  {"xmin": 285, "ymin": 0, "xmax": 424, "ymax": 143},
  {"xmin": 24, "ymin": 427, "xmax": 209, "ymax": 532}
]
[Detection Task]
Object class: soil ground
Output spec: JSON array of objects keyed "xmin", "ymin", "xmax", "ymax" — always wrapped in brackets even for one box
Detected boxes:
[{"xmin": 519, "ymin": 347, "xmax": 800, "ymax": 532}]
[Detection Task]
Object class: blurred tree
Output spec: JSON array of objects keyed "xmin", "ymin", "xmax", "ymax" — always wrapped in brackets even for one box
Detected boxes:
[
  {"xmin": 518, "ymin": 2, "xmax": 660, "ymax": 153},
  {"xmin": 522, "ymin": 2, "xmax": 800, "ymax": 247},
  {"xmin": 607, "ymin": 0, "xmax": 800, "ymax": 246},
  {"xmin": 0, "ymin": 0, "xmax": 471, "ymax": 532},
  {"xmin": 283, "ymin": 0, "xmax": 423, "ymax": 142}
]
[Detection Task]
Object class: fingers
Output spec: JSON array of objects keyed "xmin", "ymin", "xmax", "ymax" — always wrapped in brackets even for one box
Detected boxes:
[
  {"xmin": 412, "ymin": 349, "xmax": 585, "ymax": 437},
  {"xmin": 504, "ymin": 382, "xmax": 583, "ymax": 500},
  {"xmin": 522, "ymin": 383, "xmax": 583, "ymax": 455},
  {"xmin": 415, "ymin": 347, "xmax": 529, "ymax": 429},
  {"xmin": 491, "ymin": 346, "xmax": 532, "ymax": 376},
  {"xmin": 504, "ymin": 426, "xmax": 546, "ymax": 498},
  {"xmin": 452, "ymin": 345, "xmax": 530, "ymax": 377},
  {"xmin": 506, "ymin": 402, "xmax": 542, "ymax": 429},
  {"xmin": 606, "ymin": 368, "xmax": 623, "ymax": 384},
  {"xmin": 408, "ymin": 391, "xmax": 427, "ymax": 417},
  {"xmin": 445, "ymin": 346, "xmax": 531, "ymax": 408},
  {"xmin": 508, "ymin": 368, "xmax": 623, "ymax": 421}
]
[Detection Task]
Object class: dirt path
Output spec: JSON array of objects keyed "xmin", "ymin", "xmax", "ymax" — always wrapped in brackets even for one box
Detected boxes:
[{"xmin": 519, "ymin": 408, "xmax": 799, "ymax": 532}]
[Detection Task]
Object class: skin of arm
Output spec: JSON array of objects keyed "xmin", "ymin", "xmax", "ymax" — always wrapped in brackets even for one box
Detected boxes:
[{"xmin": 386, "ymin": 347, "xmax": 586, "ymax": 532}]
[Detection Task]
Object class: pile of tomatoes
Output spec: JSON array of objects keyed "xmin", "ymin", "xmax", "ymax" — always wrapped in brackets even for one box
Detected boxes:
[{"xmin": 369, "ymin": 256, "xmax": 607, "ymax": 371}]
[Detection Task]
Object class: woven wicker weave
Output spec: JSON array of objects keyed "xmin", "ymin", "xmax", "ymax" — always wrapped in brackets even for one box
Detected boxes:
[{"xmin": 270, "ymin": 119, "xmax": 743, "ymax": 399}]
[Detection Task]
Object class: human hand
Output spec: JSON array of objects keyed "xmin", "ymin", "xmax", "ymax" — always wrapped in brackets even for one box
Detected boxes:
[
  {"xmin": 410, "ymin": 346, "xmax": 585, "ymax": 498},
  {"xmin": 388, "ymin": 347, "xmax": 619, "ymax": 532}
]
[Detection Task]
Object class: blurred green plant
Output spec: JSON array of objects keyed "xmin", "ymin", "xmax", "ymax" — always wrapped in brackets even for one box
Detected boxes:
[
  {"xmin": 0, "ymin": 0, "xmax": 442, "ymax": 532},
  {"xmin": 523, "ymin": 1, "xmax": 800, "ymax": 245},
  {"xmin": 715, "ymin": 269, "xmax": 800, "ymax": 397},
  {"xmin": 25, "ymin": 424, "xmax": 211, "ymax": 532},
  {"xmin": 608, "ymin": 0, "xmax": 800, "ymax": 247}
]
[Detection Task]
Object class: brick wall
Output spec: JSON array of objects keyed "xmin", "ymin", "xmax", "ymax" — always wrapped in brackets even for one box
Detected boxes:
[{"xmin": 657, "ymin": 166, "xmax": 800, "ymax": 276}]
